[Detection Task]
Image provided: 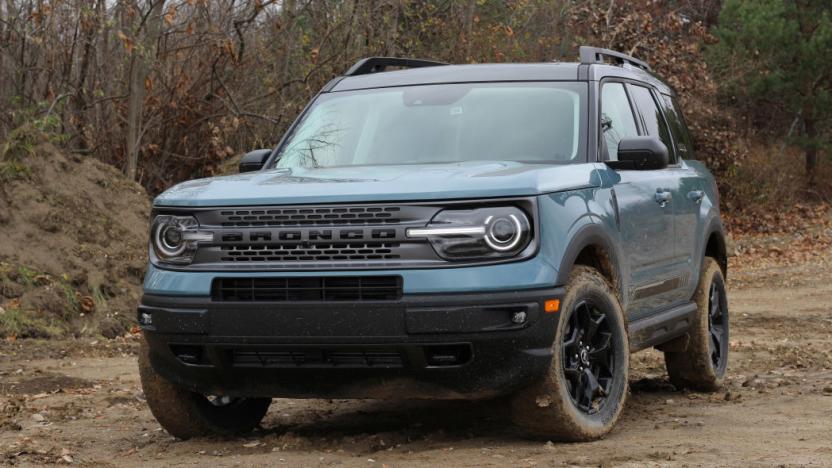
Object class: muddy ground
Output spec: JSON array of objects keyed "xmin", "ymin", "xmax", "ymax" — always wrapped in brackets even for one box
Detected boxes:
[{"xmin": 1, "ymin": 241, "xmax": 831, "ymax": 467}]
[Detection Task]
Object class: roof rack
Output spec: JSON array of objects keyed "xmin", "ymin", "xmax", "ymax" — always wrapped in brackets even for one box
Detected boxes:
[
  {"xmin": 344, "ymin": 57, "xmax": 448, "ymax": 76},
  {"xmin": 579, "ymin": 46, "xmax": 651, "ymax": 72}
]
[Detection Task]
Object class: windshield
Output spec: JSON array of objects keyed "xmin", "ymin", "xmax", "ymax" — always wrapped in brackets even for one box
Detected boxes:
[{"xmin": 272, "ymin": 82, "xmax": 587, "ymax": 169}]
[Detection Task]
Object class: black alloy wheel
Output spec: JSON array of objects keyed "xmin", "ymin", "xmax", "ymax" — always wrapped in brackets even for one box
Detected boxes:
[
  {"xmin": 562, "ymin": 300, "xmax": 615, "ymax": 414},
  {"xmin": 707, "ymin": 279, "xmax": 729, "ymax": 373}
]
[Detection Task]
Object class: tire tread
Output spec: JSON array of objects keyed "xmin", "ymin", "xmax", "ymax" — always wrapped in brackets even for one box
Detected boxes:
[
  {"xmin": 664, "ymin": 257, "xmax": 727, "ymax": 391},
  {"xmin": 138, "ymin": 340, "xmax": 271, "ymax": 439},
  {"xmin": 510, "ymin": 266, "xmax": 629, "ymax": 441}
]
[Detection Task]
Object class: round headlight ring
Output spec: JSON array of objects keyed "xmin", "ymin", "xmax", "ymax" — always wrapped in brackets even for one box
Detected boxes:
[
  {"xmin": 154, "ymin": 222, "xmax": 187, "ymax": 257},
  {"xmin": 484, "ymin": 214, "xmax": 523, "ymax": 252}
]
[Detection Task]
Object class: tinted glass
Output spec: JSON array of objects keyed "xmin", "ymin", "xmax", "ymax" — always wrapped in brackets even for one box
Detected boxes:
[
  {"xmin": 600, "ymin": 83, "xmax": 639, "ymax": 161},
  {"xmin": 628, "ymin": 84, "xmax": 675, "ymax": 163},
  {"xmin": 660, "ymin": 94, "xmax": 695, "ymax": 160},
  {"xmin": 272, "ymin": 82, "xmax": 587, "ymax": 169}
]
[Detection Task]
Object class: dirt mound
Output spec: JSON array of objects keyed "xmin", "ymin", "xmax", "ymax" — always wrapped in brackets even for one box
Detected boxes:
[{"xmin": 0, "ymin": 125, "xmax": 150, "ymax": 339}]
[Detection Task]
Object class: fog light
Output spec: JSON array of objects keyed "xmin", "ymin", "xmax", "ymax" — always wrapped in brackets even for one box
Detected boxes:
[
  {"xmin": 511, "ymin": 311, "xmax": 527, "ymax": 324},
  {"xmin": 139, "ymin": 312, "xmax": 152, "ymax": 326}
]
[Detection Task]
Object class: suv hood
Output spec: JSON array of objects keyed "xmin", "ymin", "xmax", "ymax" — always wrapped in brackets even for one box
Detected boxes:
[{"xmin": 154, "ymin": 161, "xmax": 602, "ymax": 207}]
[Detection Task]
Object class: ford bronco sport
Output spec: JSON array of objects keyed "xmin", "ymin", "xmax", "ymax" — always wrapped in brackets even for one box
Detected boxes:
[{"xmin": 138, "ymin": 46, "xmax": 729, "ymax": 441}]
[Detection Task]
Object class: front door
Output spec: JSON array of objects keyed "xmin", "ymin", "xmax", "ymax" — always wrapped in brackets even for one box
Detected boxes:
[{"xmin": 600, "ymin": 81, "xmax": 686, "ymax": 318}]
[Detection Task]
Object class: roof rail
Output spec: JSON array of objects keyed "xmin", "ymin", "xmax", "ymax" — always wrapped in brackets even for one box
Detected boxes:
[
  {"xmin": 579, "ymin": 46, "xmax": 651, "ymax": 72},
  {"xmin": 344, "ymin": 57, "xmax": 448, "ymax": 76}
]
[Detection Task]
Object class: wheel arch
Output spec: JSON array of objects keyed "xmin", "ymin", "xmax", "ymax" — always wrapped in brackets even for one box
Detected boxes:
[
  {"xmin": 556, "ymin": 224, "xmax": 624, "ymax": 303},
  {"xmin": 703, "ymin": 219, "xmax": 728, "ymax": 278}
]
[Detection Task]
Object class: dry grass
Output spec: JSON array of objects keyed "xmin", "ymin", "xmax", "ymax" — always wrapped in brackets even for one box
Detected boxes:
[{"xmin": 723, "ymin": 143, "xmax": 831, "ymax": 229}]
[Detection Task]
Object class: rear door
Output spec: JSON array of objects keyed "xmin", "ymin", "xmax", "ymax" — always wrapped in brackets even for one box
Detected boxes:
[
  {"xmin": 600, "ymin": 81, "xmax": 679, "ymax": 318},
  {"xmin": 626, "ymin": 83, "xmax": 692, "ymax": 309},
  {"xmin": 658, "ymin": 93, "xmax": 707, "ymax": 295}
]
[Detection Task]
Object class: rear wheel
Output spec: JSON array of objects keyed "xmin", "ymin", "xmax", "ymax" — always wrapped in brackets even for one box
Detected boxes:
[
  {"xmin": 664, "ymin": 257, "xmax": 729, "ymax": 391},
  {"xmin": 511, "ymin": 266, "xmax": 629, "ymax": 441},
  {"xmin": 138, "ymin": 340, "xmax": 271, "ymax": 439}
]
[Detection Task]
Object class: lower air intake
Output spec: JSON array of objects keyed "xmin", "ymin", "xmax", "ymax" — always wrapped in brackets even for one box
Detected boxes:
[
  {"xmin": 231, "ymin": 348, "xmax": 405, "ymax": 368},
  {"xmin": 212, "ymin": 276, "xmax": 402, "ymax": 302}
]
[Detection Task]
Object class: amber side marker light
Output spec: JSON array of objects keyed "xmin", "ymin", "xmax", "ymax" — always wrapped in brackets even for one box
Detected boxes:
[{"xmin": 544, "ymin": 299, "xmax": 560, "ymax": 313}]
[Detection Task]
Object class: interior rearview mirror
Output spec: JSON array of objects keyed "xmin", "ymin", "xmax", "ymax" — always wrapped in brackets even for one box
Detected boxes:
[
  {"xmin": 239, "ymin": 149, "xmax": 272, "ymax": 173},
  {"xmin": 607, "ymin": 136, "xmax": 668, "ymax": 171}
]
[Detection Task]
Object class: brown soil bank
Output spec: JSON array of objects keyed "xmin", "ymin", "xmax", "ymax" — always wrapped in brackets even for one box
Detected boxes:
[{"xmin": 0, "ymin": 125, "xmax": 149, "ymax": 339}]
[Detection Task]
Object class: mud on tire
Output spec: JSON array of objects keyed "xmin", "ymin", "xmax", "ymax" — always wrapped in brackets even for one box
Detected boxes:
[
  {"xmin": 510, "ymin": 266, "xmax": 629, "ymax": 442},
  {"xmin": 138, "ymin": 339, "xmax": 271, "ymax": 439},
  {"xmin": 664, "ymin": 257, "xmax": 729, "ymax": 391}
]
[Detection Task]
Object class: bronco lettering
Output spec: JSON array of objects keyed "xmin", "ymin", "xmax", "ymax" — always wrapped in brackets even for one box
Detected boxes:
[{"xmin": 245, "ymin": 228, "xmax": 400, "ymax": 243}]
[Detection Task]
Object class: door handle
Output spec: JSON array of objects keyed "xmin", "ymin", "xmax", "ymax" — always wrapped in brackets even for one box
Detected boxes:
[
  {"xmin": 654, "ymin": 189, "xmax": 672, "ymax": 207},
  {"xmin": 687, "ymin": 190, "xmax": 704, "ymax": 204}
]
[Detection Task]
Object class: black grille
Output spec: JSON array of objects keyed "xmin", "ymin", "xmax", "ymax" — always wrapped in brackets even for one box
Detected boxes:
[
  {"xmin": 217, "ymin": 206, "xmax": 402, "ymax": 227},
  {"xmin": 212, "ymin": 276, "xmax": 402, "ymax": 302},
  {"xmin": 219, "ymin": 243, "xmax": 401, "ymax": 262},
  {"xmin": 161, "ymin": 199, "xmax": 535, "ymax": 270},
  {"xmin": 231, "ymin": 348, "xmax": 404, "ymax": 368}
]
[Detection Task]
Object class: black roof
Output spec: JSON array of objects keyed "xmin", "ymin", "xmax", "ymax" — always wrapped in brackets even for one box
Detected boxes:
[
  {"xmin": 329, "ymin": 47, "xmax": 674, "ymax": 96},
  {"xmin": 331, "ymin": 63, "xmax": 581, "ymax": 91},
  {"xmin": 588, "ymin": 63, "xmax": 674, "ymax": 95}
]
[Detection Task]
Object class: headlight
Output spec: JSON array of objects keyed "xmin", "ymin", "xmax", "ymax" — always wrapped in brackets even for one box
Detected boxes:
[
  {"xmin": 151, "ymin": 215, "xmax": 213, "ymax": 264},
  {"xmin": 407, "ymin": 207, "xmax": 532, "ymax": 260}
]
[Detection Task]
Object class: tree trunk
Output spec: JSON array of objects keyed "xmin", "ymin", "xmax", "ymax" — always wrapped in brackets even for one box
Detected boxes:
[
  {"xmin": 804, "ymin": 118, "xmax": 818, "ymax": 186},
  {"xmin": 72, "ymin": 0, "xmax": 102, "ymax": 151},
  {"xmin": 281, "ymin": 0, "xmax": 295, "ymax": 86},
  {"xmin": 384, "ymin": 0, "xmax": 400, "ymax": 57},
  {"xmin": 125, "ymin": 0, "xmax": 164, "ymax": 181},
  {"xmin": 463, "ymin": 0, "xmax": 476, "ymax": 62},
  {"xmin": 125, "ymin": 52, "xmax": 144, "ymax": 180}
]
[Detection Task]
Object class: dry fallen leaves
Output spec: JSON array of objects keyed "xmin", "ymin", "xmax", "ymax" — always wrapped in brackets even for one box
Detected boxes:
[
  {"xmin": 78, "ymin": 296, "xmax": 95, "ymax": 314},
  {"xmin": 728, "ymin": 203, "xmax": 832, "ymax": 270}
]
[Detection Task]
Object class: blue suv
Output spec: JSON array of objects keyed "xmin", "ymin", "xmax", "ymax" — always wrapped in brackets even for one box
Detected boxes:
[{"xmin": 138, "ymin": 47, "xmax": 729, "ymax": 441}]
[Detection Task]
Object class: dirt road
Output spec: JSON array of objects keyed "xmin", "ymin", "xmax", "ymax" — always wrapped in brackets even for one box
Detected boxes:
[{"xmin": 2, "ymin": 250, "xmax": 831, "ymax": 467}]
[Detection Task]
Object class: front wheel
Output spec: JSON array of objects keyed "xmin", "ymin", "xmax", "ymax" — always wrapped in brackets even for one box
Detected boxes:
[
  {"xmin": 138, "ymin": 340, "xmax": 271, "ymax": 439},
  {"xmin": 510, "ymin": 266, "xmax": 629, "ymax": 441},
  {"xmin": 664, "ymin": 257, "xmax": 729, "ymax": 391}
]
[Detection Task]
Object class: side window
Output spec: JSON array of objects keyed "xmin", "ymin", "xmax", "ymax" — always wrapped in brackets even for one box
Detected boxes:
[
  {"xmin": 628, "ymin": 84, "xmax": 676, "ymax": 164},
  {"xmin": 600, "ymin": 83, "xmax": 639, "ymax": 161},
  {"xmin": 660, "ymin": 94, "xmax": 695, "ymax": 160}
]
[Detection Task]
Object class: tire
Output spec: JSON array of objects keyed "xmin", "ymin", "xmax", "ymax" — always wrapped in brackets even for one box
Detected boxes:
[
  {"xmin": 510, "ymin": 266, "xmax": 629, "ymax": 441},
  {"xmin": 664, "ymin": 257, "xmax": 729, "ymax": 391},
  {"xmin": 138, "ymin": 340, "xmax": 271, "ymax": 439}
]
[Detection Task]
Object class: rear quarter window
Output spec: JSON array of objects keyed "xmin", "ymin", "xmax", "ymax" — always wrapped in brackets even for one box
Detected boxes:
[
  {"xmin": 627, "ymin": 84, "xmax": 676, "ymax": 164},
  {"xmin": 659, "ymin": 94, "xmax": 695, "ymax": 160}
]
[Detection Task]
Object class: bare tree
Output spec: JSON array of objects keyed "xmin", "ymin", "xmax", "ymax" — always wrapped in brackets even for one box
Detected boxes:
[
  {"xmin": 125, "ymin": 0, "xmax": 164, "ymax": 181},
  {"xmin": 0, "ymin": 0, "xmax": 576, "ymax": 192}
]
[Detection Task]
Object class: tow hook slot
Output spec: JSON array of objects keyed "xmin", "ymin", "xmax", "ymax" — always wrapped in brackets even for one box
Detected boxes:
[
  {"xmin": 170, "ymin": 344, "xmax": 207, "ymax": 365},
  {"xmin": 424, "ymin": 344, "xmax": 472, "ymax": 367}
]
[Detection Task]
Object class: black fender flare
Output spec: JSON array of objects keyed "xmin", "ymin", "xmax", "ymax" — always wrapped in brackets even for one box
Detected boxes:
[
  {"xmin": 555, "ymin": 223, "xmax": 625, "ymax": 300},
  {"xmin": 701, "ymin": 216, "xmax": 728, "ymax": 277}
]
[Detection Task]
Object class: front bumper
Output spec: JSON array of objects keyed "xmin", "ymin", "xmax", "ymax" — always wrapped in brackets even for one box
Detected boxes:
[{"xmin": 140, "ymin": 287, "xmax": 563, "ymax": 399}]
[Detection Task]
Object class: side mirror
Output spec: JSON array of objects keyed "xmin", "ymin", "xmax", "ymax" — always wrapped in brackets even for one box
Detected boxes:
[
  {"xmin": 239, "ymin": 149, "xmax": 272, "ymax": 173},
  {"xmin": 607, "ymin": 136, "xmax": 668, "ymax": 170}
]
